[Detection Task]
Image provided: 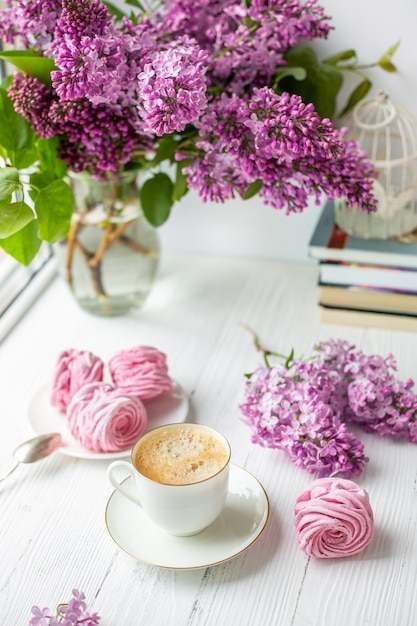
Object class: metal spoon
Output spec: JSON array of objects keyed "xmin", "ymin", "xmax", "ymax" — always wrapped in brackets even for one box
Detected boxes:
[{"xmin": 0, "ymin": 432, "xmax": 62, "ymax": 482}]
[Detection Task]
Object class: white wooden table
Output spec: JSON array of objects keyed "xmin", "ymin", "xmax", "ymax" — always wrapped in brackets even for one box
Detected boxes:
[{"xmin": 1, "ymin": 252, "xmax": 417, "ymax": 625}]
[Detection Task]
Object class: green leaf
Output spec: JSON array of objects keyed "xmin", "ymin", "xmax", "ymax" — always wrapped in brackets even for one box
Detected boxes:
[
  {"xmin": 273, "ymin": 66, "xmax": 307, "ymax": 89},
  {"xmin": 140, "ymin": 173, "xmax": 174, "ymax": 227},
  {"xmin": 280, "ymin": 47, "xmax": 343, "ymax": 118},
  {"xmin": 29, "ymin": 170, "xmax": 60, "ymax": 203},
  {"xmin": 0, "ymin": 89, "xmax": 36, "ymax": 160},
  {"xmin": 38, "ymin": 137, "xmax": 67, "ymax": 177},
  {"xmin": 281, "ymin": 67, "xmax": 307, "ymax": 81},
  {"xmin": 0, "ymin": 50, "xmax": 55, "ymax": 86},
  {"xmin": 125, "ymin": 0, "xmax": 146, "ymax": 10},
  {"xmin": 152, "ymin": 135, "xmax": 178, "ymax": 166},
  {"xmin": 0, "ymin": 75, "xmax": 13, "ymax": 90},
  {"xmin": 14, "ymin": 146, "xmax": 39, "ymax": 169},
  {"xmin": 378, "ymin": 41, "xmax": 400, "ymax": 72},
  {"xmin": 312, "ymin": 64, "xmax": 344, "ymax": 119},
  {"xmin": 0, "ymin": 168, "xmax": 20, "ymax": 200},
  {"xmin": 323, "ymin": 49, "xmax": 357, "ymax": 66},
  {"xmin": 30, "ymin": 170, "xmax": 59, "ymax": 191},
  {"xmin": 0, "ymin": 220, "xmax": 42, "ymax": 265},
  {"xmin": 173, "ymin": 160, "xmax": 191, "ymax": 202},
  {"xmin": 376, "ymin": 41, "xmax": 400, "ymax": 72},
  {"xmin": 379, "ymin": 60, "xmax": 397, "ymax": 73},
  {"xmin": 102, "ymin": 1, "xmax": 126, "ymax": 19},
  {"xmin": 12, "ymin": 126, "xmax": 38, "ymax": 169},
  {"xmin": 384, "ymin": 41, "xmax": 401, "ymax": 56},
  {"xmin": 35, "ymin": 180, "xmax": 74, "ymax": 243},
  {"xmin": 339, "ymin": 79, "xmax": 372, "ymax": 118},
  {"xmin": 285, "ymin": 348, "xmax": 295, "ymax": 369},
  {"xmin": 243, "ymin": 179, "xmax": 263, "ymax": 200},
  {"xmin": 0, "ymin": 201, "xmax": 34, "ymax": 238},
  {"xmin": 0, "ymin": 194, "xmax": 12, "ymax": 209},
  {"xmin": 283, "ymin": 46, "xmax": 319, "ymax": 75}
]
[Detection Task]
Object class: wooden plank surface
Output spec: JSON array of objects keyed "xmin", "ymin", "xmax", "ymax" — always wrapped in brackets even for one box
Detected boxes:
[{"xmin": 1, "ymin": 252, "xmax": 416, "ymax": 625}]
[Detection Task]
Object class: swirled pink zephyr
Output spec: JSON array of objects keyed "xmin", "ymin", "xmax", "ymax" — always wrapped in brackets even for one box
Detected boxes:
[
  {"xmin": 67, "ymin": 382, "xmax": 148, "ymax": 453},
  {"xmin": 294, "ymin": 477, "xmax": 374, "ymax": 558},
  {"xmin": 50, "ymin": 349, "xmax": 104, "ymax": 412},
  {"xmin": 109, "ymin": 345, "xmax": 173, "ymax": 401}
]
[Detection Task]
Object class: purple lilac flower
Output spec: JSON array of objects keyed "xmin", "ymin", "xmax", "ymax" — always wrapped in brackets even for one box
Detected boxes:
[
  {"xmin": 0, "ymin": 0, "xmax": 61, "ymax": 51},
  {"xmin": 184, "ymin": 89, "xmax": 377, "ymax": 213},
  {"xmin": 29, "ymin": 589, "xmax": 100, "ymax": 626},
  {"xmin": 0, "ymin": 0, "xmax": 378, "ymax": 212},
  {"xmin": 8, "ymin": 73, "xmax": 147, "ymax": 175},
  {"xmin": 241, "ymin": 337, "xmax": 417, "ymax": 477},
  {"xmin": 51, "ymin": 0, "xmax": 139, "ymax": 106},
  {"xmin": 137, "ymin": 42, "xmax": 208, "ymax": 135},
  {"xmin": 50, "ymin": 99, "xmax": 148, "ymax": 175},
  {"xmin": 8, "ymin": 73, "xmax": 57, "ymax": 138},
  {"xmin": 29, "ymin": 605, "xmax": 51, "ymax": 626},
  {"xmin": 159, "ymin": 0, "xmax": 331, "ymax": 94},
  {"xmin": 314, "ymin": 339, "xmax": 417, "ymax": 442},
  {"xmin": 240, "ymin": 360, "xmax": 369, "ymax": 478},
  {"xmin": 50, "ymin": 1, "xmax": 208, "ymax": 134},
  {"xmin": 181, "ymin": 92, "xmax": 255, "ymax": 202}
]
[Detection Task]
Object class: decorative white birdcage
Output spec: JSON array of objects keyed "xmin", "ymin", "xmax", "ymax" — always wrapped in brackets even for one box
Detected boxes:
[{"xmin": 334, "ymin": 90, "xmax": 417, "ymax": 239}]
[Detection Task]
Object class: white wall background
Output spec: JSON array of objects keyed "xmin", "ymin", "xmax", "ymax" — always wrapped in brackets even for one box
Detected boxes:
[{"xmin": 158, "ymin": 0, "xmax": 417, "ymax": 263}]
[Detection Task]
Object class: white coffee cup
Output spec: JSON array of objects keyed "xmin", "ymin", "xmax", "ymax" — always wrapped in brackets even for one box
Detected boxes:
[{"xmin": 107, "ymin": 422, "xmax": 231, "ymax": 536}]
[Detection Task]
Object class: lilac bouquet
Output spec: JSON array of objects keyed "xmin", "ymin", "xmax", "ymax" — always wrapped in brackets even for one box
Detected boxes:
[
  {"xmin": 0, "ymin": 0, "xmax": 396, "ymax": 265},
  {"xmin": 240, "ymin": 337, "xmax": 417, "ymax": 478}
]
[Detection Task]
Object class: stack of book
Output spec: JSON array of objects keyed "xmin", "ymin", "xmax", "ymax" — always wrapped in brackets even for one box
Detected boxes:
[{"xmin": 308, "ymin": 200, "xmax": 417, "ymax": 331}]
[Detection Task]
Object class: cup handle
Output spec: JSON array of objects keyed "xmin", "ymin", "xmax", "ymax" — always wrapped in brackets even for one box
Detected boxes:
[{"xmin": 107, "ymin": 460, "xmax": 141, "ymax": 506}]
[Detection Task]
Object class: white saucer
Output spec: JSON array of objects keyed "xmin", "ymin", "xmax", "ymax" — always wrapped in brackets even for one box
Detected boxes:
[
  {"xmin": 105, "ymin": 464, "xmax": 270, "ymax": 569},
  {"xmin": 27, "ymin": 380, "xmax": 189, "ymax": 460}
]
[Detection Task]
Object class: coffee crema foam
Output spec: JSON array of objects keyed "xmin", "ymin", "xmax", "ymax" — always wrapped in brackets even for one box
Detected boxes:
[{"xmin": 133, "ymin": 426, "xmax": 229, "ymax": 485}]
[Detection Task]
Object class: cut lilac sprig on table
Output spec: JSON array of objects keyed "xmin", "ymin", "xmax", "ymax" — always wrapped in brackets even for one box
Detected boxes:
[
  {"xmin": 314, "ymin": 338, "xmax": 417, "ymax": 442},
  {"xmin": 240, "ymin": 356, "xmax": 369, "ymax": 478},
  {"xmin": 29, "ymin": 588, "xmax": 100, "ymax": 626},
  {"xmin": 240, "ymin": 329, "xmax": 417, "ymax": 477}
]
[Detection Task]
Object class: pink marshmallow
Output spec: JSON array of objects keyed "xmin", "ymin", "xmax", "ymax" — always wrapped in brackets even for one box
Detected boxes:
[
  {"xmin": 109, "ymin": 346, "xmax": 173, "ymax": 401},
  {"xmin": 294, "ymin": 477, "xmax": 374, "ymax": 558},
  {"xmin": 51, "ymin": 349, "xmax": 104, "ymax": 412},
  {"xmin": 66, "ymin": 382, "xmax": 148, "ymax": 453}
]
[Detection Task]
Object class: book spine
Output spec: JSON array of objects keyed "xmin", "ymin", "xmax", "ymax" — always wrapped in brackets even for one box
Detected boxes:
[{"xmin": 319, "ymin": 305, "xmax": 417, "ymax": 332}]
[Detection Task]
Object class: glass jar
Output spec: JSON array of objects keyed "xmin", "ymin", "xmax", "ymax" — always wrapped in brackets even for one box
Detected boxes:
[{"xmin": 55, "ymin": 171, "xmax": 160, "ymax": 316}]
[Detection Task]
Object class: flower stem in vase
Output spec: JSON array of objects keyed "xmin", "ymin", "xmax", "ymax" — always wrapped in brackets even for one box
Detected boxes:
[
  {"xmin": 73, "ymin": 236, "xmax": 107, "ymax": 300},
  {"xmin": 65, "ymin": 217, "xmax": 81, "ymax": 288},
  {"xmin": 56, "ymin": 172, "xmax": 160, "ymax": 316},
  {"xmin": 88, "ymin": 220, "xmax": 136, "ymax": 267}
]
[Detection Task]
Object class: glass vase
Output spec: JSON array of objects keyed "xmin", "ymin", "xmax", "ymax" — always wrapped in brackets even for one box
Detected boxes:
[{"xmin": 55, "ymin": 171, "xmax": 160, "ymax": 316}]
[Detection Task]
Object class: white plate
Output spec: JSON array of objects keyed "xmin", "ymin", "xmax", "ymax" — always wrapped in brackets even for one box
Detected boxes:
[
  {"xmin": 27, "ymin": 381, "xmax": 189, "ymax": 460},
  {"xmin": 105, "ymin": 464, "xmax": 270, "ymax": 569}
]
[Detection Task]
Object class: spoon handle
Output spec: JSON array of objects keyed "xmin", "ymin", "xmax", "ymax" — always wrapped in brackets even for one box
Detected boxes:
[{"xmin": 0, "ymin": 461, "xmax": 19, "ymax": 483}]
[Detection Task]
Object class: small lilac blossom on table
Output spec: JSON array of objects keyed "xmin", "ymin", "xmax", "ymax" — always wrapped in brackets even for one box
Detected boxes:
[
  {"xmin": 0, "ymin": 0, "xmax": 396, "ymax": 266},
  {"xmin": 240, "ymin": 332, "xmax": 417, "ymax": 477},
  {"xmin": 29, "ymin": 589, "xmax": 100, "ymax": 626}
]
